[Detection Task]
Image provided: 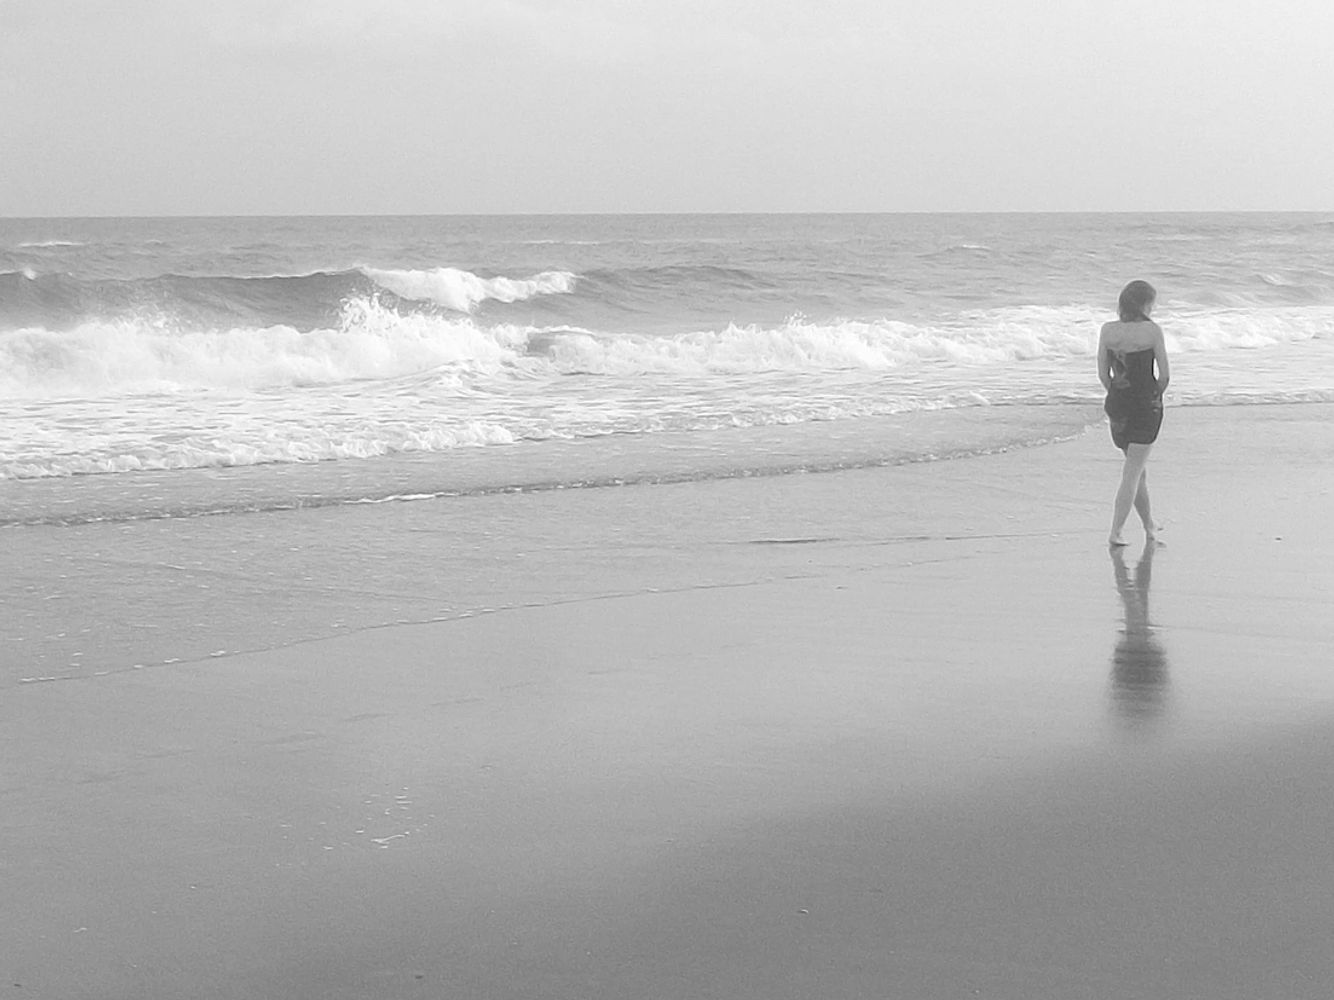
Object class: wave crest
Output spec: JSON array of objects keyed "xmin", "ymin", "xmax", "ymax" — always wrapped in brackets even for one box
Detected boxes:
[
  {"xmin": 362, "ymin": 266, "xmax": 577, "ymax": 312},
  {"xmin": 16, "ymin": 240, "xmax": 86, "ymax": 249}
]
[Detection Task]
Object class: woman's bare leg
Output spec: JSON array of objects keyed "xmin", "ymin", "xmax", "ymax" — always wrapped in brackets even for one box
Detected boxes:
[
  {"xmin": 1110, "ymin": 443, "xmax": 1153, "ymax": 546},
  {"xmin": 1133, "ymin": 469, "xmax": 1157, "ymax": 538}
]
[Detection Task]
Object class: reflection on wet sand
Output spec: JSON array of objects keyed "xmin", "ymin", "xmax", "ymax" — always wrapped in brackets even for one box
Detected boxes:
[{"xmin": 1110, "ymin": 541, "xmax": 1170, "ymax": 729}]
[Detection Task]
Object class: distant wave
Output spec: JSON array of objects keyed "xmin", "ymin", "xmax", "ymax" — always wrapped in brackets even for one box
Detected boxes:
[
  {"xmin": 0, "ymin": 268, "xmax": 368, "ymax": 332},
  {"xmin": 0, "ymin": 265, "xmax": 581, "ymax": 331},
  {"xmin": 918, "ymin": 243, "xmax": 993, "ymax": 259},
  {"xmin": 16, "ymin": 239, "xmax": 86, "ymax": 249},
  {"xmin": 10, "ymin": 256, "xmax": 1328, "ymax": 347},
  {"xmin": 583, "ymin": 263, "xmax": 776, "ymax": 293},
  {"xmin": 516, "ymin": 239, "xmax": 604, "ymax": 246},
  {"xmin": 361, "ymin": 266, "xmax": 577, "ymax": 312}
]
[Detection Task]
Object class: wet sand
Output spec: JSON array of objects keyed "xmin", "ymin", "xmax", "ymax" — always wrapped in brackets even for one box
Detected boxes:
[{"xmin": 4, "ymin": 406, "xmax": 1334, "ymax": 999}]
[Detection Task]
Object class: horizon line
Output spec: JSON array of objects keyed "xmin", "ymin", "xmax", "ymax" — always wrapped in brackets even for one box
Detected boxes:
[{"xmin": 4, "ymin": 208, "xmax": 1332, "ymax": 222}]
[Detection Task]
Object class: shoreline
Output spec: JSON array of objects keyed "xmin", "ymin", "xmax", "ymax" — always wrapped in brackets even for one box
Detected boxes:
[
  {"xmin": 5, "ymin": 403, "xmax": 1334, "ymax": 998},
  {"xmin": 0, "ymin": 403, "xmax": 1099, "ymax": 527}
]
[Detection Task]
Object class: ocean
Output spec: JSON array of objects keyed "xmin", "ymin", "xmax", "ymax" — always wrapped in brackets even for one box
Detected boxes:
[{"xmin": 4, "ymin": 212, "xmax": 1334, "ymax": 680}]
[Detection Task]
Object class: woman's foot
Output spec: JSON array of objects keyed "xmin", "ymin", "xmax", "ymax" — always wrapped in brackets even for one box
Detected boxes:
[{"xmin": 1108, "ymin": 534, "xmax": 1129, "ymax": 547}]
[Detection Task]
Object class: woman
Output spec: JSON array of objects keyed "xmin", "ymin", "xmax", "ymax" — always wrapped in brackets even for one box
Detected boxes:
[{"xmin": 1098, "ymin": 280, "xmax": 1170, "ymax": 547}]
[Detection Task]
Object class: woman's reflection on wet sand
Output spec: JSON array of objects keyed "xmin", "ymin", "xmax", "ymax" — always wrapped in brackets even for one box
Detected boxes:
[{"xmin": 1109, "ymin": 541, "xmax": 1171, "ymax": 730}]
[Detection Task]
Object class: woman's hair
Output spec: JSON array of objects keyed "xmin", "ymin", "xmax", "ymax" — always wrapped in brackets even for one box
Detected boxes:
[{"xmin": 1118, "ymin": 280, "xmax": 1157, "ymax": 322}]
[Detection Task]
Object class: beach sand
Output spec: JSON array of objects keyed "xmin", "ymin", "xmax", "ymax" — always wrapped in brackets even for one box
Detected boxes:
[{"xmin": 5, "ymin": 405, "xmax": 1334, "ymax": 999}]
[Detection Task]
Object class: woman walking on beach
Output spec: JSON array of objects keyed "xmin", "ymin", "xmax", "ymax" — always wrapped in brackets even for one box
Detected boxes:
[{"xmin": 1098, "ymin": 280, "xmax": 1170, "ymax": 547}]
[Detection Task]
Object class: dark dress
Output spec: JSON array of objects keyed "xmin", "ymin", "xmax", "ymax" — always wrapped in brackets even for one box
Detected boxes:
[{"xmin": 1104, "ymin": 347, "xmax": 1163, "ymax": 451}]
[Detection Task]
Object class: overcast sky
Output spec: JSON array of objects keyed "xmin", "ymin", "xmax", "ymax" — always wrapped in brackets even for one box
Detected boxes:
[{"xmin": 2, "ymin": 0, "xmax": 1331, "ymax": 216}]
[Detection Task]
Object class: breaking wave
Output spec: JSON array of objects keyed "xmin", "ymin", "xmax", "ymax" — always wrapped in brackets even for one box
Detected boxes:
[
  {"xmin": 360, "ymin": 266, "xmax": 576, "ymax": 312},
  {"xmin": 4, "ymin": 300, "xmax": 1332, "ymax": 400}
]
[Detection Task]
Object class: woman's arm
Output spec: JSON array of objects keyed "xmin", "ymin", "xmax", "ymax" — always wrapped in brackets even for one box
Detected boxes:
[
  {"xmin": 1153, "ymin": 323, "xmax": 1170, "ymax": 396},
  {"xmin": 1096, "ymin": 324, "xmax": 1111, "ymax": 391}
]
